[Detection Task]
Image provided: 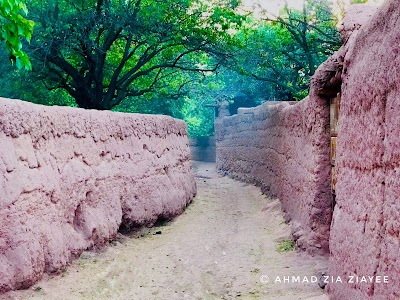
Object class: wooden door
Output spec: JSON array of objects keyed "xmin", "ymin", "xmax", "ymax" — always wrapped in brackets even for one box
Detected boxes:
[{"xmin": 330, "ymin": 93, "xmax": 340, "ymax": 195}]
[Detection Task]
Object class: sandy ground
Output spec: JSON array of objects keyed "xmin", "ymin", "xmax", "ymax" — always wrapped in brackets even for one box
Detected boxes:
[{"xmin": 2, "ymin": 162, "xmax": 329, "ymax": 300}]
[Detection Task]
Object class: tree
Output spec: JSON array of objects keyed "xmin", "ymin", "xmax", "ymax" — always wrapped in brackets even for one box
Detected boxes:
[
  {"xmin": 228, "ymin": 0, "xmax": 341, "ymax": 100},
  {"xmin": 25, "ymin": 0, "xmax": 245, "ymax": 110},
  {"xmin": 0, "ymin": 0, "xmax": 34, "ymax": 69},
  {"xmin": 0, "ymin": 0, "xmax": 342, "ymax": 136}
]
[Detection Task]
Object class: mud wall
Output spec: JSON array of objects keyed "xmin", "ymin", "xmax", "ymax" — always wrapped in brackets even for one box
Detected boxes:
[
  {"xmin": 215, "ymin": 95, "xmax": 332, "ymax": 255},
  {"xmin": 328, "ymin": 1, "xmax": 400, "ymax": 299},
  {"xmin": 0, "ymin": 98, "xmax": 197, "ymax": 293},
  {"xmin": 189, "ymin": 136, "xmax": 216, "ymax": 162}
]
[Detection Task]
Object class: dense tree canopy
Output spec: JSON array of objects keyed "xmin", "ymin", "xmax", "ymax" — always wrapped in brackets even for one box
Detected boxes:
[
  {"xmin": 0, "ymin": 0, "xmax": 342, "ymax": 136},
  {"xmin": 24, "ymin": 0, "xmax": 245, "ymax": 110},
  {"xmin": 229, "ymin": 0, "xmax": 341, "ymax": 100}
]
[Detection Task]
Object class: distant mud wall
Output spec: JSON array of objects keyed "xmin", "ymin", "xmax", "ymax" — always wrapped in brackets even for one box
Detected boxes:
[
  {"xmin": 328, "ymin": 1, "xmax": 400, "ymax": 299},
  {"xmin": 215, "ymin": 95, "xmax": 332, "ymax": 255},
  {"xmin": 189, "ymin": 136, "xmax": 216, "ymax": 162},
  {"xmin": 0, "ymin": 98, "xmax": 196, "ymax": 293}
]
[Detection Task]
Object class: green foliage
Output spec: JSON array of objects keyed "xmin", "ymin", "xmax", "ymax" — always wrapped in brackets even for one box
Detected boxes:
[
  {"xmin": 181, "ymin": 95, "xmax": 215, "ymax": 137},
  {"xmin": 113, "ymin": 72, "xmax": 220, "ymax": 137},
  {"xmin": 0, "ymin": 50, "xmax": 75, "ymax": 104},
  {"xmin": 229, "ymin": 0, "xmax": 341, "ymax": 100},
  {"xmin": 276, "ymin": 240, "xmax": 295, "ymax": 253},
  {"xmin": 351, "ymin": 0, "xmax": 368, "ymax": 3},
  {"xmin": 22, "ymin": 0, "xmax": 246, "ymax": 110},
  {"xmin": 0, "ymin": 0, "xmax": 34, "ymax": 70},
  {"xmin": 0, "ymin": 0, "xmax": 341, "ymax": 139}
]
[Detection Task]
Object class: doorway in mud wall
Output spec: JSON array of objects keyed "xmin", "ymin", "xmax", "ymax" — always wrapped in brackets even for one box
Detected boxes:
[{"xmin": 330, "ymin": 93, "xmax": 340, "ymax": 210}]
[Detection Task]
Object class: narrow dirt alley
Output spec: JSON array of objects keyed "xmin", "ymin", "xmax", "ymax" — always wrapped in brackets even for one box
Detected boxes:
[{"xmin": 3, "ymin": 162, "xmax": 328, "ymax": 300}]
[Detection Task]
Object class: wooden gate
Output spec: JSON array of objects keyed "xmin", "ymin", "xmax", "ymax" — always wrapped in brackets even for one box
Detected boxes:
[{"xmin": 330, "ymin": 93, "xmax": 340, "ymax": 196}]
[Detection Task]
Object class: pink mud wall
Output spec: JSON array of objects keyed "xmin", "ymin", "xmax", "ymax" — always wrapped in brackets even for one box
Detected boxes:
[
  {"xmin": 0, "ymin": 98, "xmax": 196, "ymax": 293},
  {"xmin": 215, "ymin": 95, "xmax": 332, "ymax": 255},
  {"xmin": 328, "ymin": 1, "xmax": 400, "ymax": 299}
]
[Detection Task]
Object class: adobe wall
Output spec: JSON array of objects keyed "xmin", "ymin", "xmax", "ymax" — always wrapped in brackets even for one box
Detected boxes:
[
  {"xmin": 0, "ymin": 98, "xmax": 197, "ymax": 293},
  {"xmin": 215, "ymin": 94, "xmax": 332, "ymax": 255},
  {"xmin": 328, "ymin": 0, "xmax": 400, "ymax": 299}
]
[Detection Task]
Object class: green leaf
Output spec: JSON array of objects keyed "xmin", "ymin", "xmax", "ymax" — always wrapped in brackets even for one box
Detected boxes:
[{"xmin": 0, "ymin": 0, "xmax": 34, "ymax": 69}]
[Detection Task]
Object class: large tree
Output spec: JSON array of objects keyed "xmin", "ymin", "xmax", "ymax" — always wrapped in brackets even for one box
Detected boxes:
[
  {"xmin": 26, "ymin": 0, "xmax": 245, "ymax": 110},
  {"xmin": 229, "ymin": 0, "xmax": 341, "ymax": 100}
]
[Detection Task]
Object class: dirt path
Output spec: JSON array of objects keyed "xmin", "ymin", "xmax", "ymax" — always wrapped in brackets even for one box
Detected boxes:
[{"xmin": 3, "ymin": 162, "xmax": 328, "ymax": 300}]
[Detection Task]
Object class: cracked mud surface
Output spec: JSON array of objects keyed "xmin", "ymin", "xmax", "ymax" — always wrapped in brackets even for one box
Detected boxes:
[{"xmin": 3, "ymin": 162, "xmax": 328, "ymax": 300}]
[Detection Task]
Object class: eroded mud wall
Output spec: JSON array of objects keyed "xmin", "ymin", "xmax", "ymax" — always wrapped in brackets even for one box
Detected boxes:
[
  {"xmin": 328, "ymin": 1, "xmax": 400, "ymax": 299},
  {"xmin": 0, "ymin": 98, "xmax": 196, "ymax": 293},
  {"xmin": 215, "ymin": 96, "xmax": 332, "ymax": 255}
]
